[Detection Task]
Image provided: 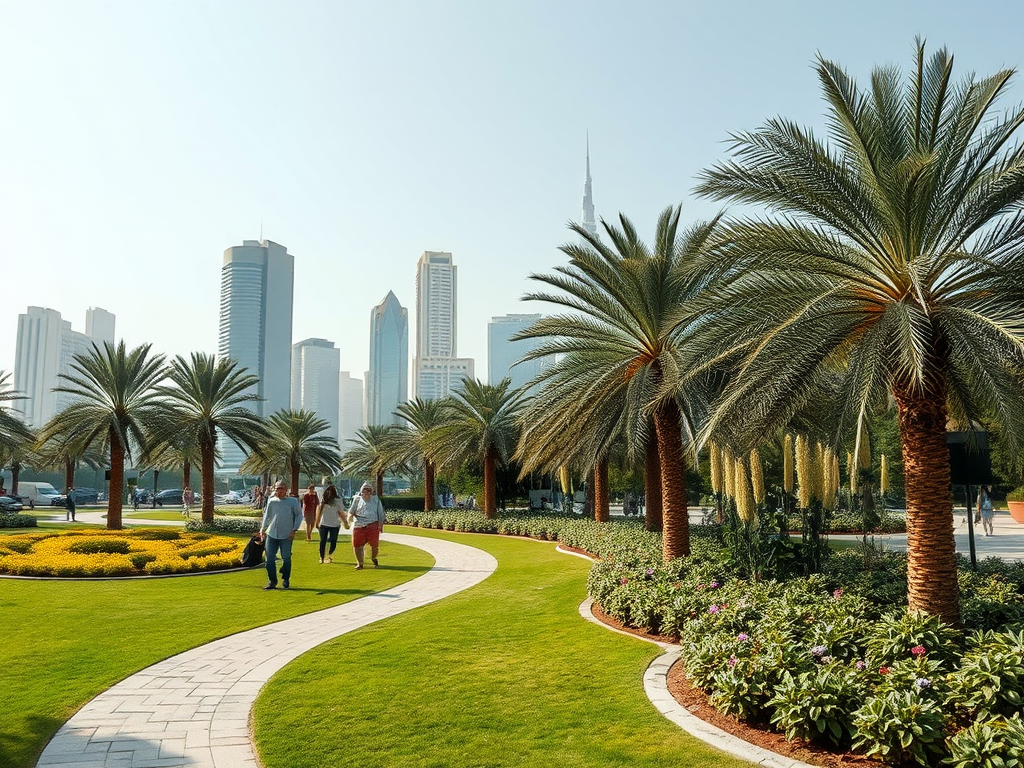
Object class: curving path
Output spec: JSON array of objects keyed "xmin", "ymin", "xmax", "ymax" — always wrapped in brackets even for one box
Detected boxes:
[{"xmin": 36, "ymin": 533, "xmax": 497, "ymax": 768}]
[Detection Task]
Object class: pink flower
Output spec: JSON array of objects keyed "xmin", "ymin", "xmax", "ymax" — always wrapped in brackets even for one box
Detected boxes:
[
  {"xmin": 708, "ymin": 605, "xmax": 720, "ymax": 614},
  {"xmin": 737, "ymin": 633, "xmax": 749, "ymax": 642},
  {"xmin": 620, "ymin": 576, "xmax": 628, "ymax": 585},
  {"xmin": 855, "ymin": 661, "xmax": 866, "ymax": 671},
  {"xmin": 879, "ymin": 666, "xmax": 890, "ymax": 675},
  {"xmin": 910, "ymin": 645, "xmax": 926, "ymax": 657},
  {"xmin": 710, "ymin": 580, "xmax": 720, "ymax": 589},
  {"xmin": 833, "ymin": 588, "xmax": 844, "ymax": 599},
  {"xmin": 727, "ymin": 655, "xmax": 738, "ymax": 667}
]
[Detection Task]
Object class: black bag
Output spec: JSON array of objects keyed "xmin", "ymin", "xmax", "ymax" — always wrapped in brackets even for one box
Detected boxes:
[{"xmin": 241, "ymin": 534, "xmax": 265, "ymax": 567}]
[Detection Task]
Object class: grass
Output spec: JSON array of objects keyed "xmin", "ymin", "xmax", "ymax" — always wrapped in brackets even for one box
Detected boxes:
[
  {"xmin": 254, "ymin": 529, "xmax": 753, "ymax": 768},
  {"xmin": 0, "ymin": 533, "xmax": 432, "ymax": 768}
]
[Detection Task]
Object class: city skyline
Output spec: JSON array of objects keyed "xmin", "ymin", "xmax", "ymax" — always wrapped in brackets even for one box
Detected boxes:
[{"xmin": 2, "ymin": 2, "xmax": 1018, "ymax": 386}]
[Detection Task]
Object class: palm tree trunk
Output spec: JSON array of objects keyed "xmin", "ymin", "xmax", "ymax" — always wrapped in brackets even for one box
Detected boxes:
[
  {"xmin": 644, "ymin": 435, "xmax": 663, "ymax": 532},
  {"xmin": 655, "ymin": 399, "xmax": 690, "ymax": 561},
  {"xmin": 11, "ymin": 460, "xmax": 21, "ymax": 494},
  {"xmin": 290, "ymin": 462, "xmax": 300, "ymax": 498},
  {"xmin": 594, "ymin": 458, "xmax": 610, "ymax": 522},
  {"xmin": 483, "ymin": 444, "xmax": 497, "ymax": 519},
  {"xmin": 201, "ymin": 437, "xmax": 216, "ymax": 523},
  {"xmin": 182, "ymin": 462, "xmax": 191, "ymax": 492},
  {"xmin": 107, "ymin": 432, "xmax": 125, "ymax": 530},
  {"xmin": 894, "ymin": 378, "xmax": 960, "ymax": 625},
  {"xmin": 424, "ymin": 458, "xmax": 435, "ymax": 513},
  {"xmin": 375, "ymin": 472, "xmax": 384, "ymax": 498}
]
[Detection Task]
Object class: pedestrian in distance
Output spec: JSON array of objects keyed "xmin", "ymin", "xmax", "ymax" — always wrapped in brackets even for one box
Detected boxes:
[
  {"xmin": 65, "ymin": 485, "xmax": 77, "ymax": 522},
  {"xmin": 182, "ymin": 486, "xmax": 194, "ymax": 517},
  {"xmin": 978, "ymin": 485, "xmax": 996, "ymax": 537},
  {"xmin": 259, "ymin": 482, "xmax": 303, "ymax": 590},
  {"xmin": 301, "ymin": 484, "xmax": 319, "ymax": 542},
  {"xmin": 347, "ymin": 482, "xmax": 385, "ymax": 570},
  {"xmin": 315, "ymin": 484, "xmax": 349, "ymax": 564}
]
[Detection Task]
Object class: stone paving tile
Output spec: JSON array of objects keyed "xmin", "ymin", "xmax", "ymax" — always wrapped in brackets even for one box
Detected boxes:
[{"xmin": 36, "ymin": 533, "xmax": 496, "ymax": 768}]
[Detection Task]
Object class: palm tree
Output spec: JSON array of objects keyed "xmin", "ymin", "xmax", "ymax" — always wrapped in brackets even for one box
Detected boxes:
[
  {"xmin": 156, "ymin": 353, "xmax": 269, "ymax": 522},
  {"xmin": 0, "ymin": 372, "xmax": 35, "ymax": 493},
  {"xmin": 392, "ymin": 397, "xmax": 452, "ymax": 512},
  {"xmin": 341, "ymin": 424, "xmax": 402, "ymax": 497},
  {"xmin": 516, "ymin": 207, "xmax": 721, "ymax": 559},
  {"xmin": 40, "ymin": 342, "xmax": 166, "ymax": 529},
  {"xmin": 426, "ymin": 378, "xmax": 524, "ymax": 519},
  {"xmin": 242, "ymin": 408, "xmax": 340, "ymax": 496},
  {"xmin": 33, "ymin": 426, "xmax": 106, "ymax": 495},
  {"xmin": 691, "ymin": 40, "xmax": 1024, "ymax": 624}
]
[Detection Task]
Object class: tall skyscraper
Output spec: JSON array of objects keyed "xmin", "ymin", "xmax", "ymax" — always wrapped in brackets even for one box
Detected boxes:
[
  {"xmin": 413, "ymin": 251, "xmax": 473, "ymax": 399},
  {"xmin": 487, "ymin": 313, "xmax": 552, "ymax": 391},
  {"xmin": 367, "ymin": 291, "xmax": 408, "ymax": 425},
  {"xmin": 290, "ymin": 338, "xmax": 340, "ymax": 441},
  {"xmin": 338, "ymin": 371, "xmax": 364, "ymax": 448},
  {"xmin": 580, "ymin": 135, "xmax": 598, "ymax": 238},
  {"xmin": 218, "ymin": 239, "xmax": 295, "ymax": 470},
  {"xmin": 14, "ymin": 306, "xmax": 116, "ymax": 428}
]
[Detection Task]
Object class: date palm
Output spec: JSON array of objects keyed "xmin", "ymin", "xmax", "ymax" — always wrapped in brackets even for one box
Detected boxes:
[
  {"xmin": 156, "ymin": 353, "xmax": 269, "ymax": 522},
  {"xmin": 0, "ymin": 371, "xmax": 35, "ymax": 492},
  {"xmin": 40, "ymin": 342, "xmax": 166, "ymax": 529},
  {"xmin": 517, "ymin": 207, "xmax": 721, "ymax": 559},
  {"xmin": 692, "ymin": 40, "xmax": 1024, "ymax": 624},
  {"xmin": 33, "ymin": 426, "xmax": 106, "ymax": 495},
  {"xmin": 392, "ymin": 397, "xmax": 452, "ymax": 512},
  {"xmin": 425, "ymin": 378, "xmax": 524, "ymax": 519},
  {"xmin": 242, "ymin": 408, "xmax": 340, "ymax": 497},
  {"xmin": 341, "ymin": 424, "xmax": 402, "ymax": 497}
]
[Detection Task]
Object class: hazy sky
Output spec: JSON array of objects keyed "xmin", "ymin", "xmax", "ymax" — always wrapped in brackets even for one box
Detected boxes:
[{"xmin": 2, "ymin": 0, "xmax": 1023, "ymax": 384}]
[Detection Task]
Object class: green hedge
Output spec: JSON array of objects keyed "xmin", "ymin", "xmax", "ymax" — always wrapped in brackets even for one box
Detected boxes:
[{"xmin": 0, "ymin": 513, "xmax": 38, "ymax": 529}]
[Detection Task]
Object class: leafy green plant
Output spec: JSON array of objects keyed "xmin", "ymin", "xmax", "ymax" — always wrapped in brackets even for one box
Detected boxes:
[
  {"xmin": 852, "ymin": 690, "xmax": 949, "ymax": 765},
  {"xmin": 945, "ymin": 715, "xmax": 1024, "ymax": 768},
  {"xmin": 1005, "ymin": 487, "xmax": 1024, "ymax": 502},
  {"xmin": 863, "ymin": 610, "xmax": 962, "ymax": 667},
  {"xmin": 768, "ymin": 664, "xmax": 866, "ymax": 746},
  {"xmin": 946, "ymin": 630, "xmax": 1024, "ymax": 720}
]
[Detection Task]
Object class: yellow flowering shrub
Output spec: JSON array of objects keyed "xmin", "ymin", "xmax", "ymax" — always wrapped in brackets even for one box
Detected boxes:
[{"xmin": 0, "ymin": 529, "xmax": 246, "ymax": 577}]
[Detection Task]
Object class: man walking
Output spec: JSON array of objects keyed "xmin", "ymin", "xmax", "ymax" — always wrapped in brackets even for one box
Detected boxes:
[
  {"xmin": 65, "ymin": 485, "xmax": 77, "ymax": 522},
  {"xmin": 259, "ymin": 482, "xmax": 303, "ymax": 590}
]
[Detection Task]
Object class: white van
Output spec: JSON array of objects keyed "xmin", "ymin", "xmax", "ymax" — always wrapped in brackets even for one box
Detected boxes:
[{"xmin": 17, "ymin": 481, "xmax": 63, "ymax": 508}]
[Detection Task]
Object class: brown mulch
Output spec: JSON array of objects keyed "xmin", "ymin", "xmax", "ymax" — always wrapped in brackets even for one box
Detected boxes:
[{"xmin": 590, "ymin": 603, "xmax": 877, "ymax": 768}]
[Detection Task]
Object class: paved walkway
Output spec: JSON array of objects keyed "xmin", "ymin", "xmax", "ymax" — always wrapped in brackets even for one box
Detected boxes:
[{"xmin": 35, "ymin": 533, "xmax": 497, "ymax": 768}]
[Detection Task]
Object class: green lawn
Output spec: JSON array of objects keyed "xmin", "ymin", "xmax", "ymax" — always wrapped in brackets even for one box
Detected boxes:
[
  {"xmin": 0, "ymin": 534, "xmax": 432, "ymax": 768},
  {"xmin": 254, "ymin": 530, "xmax": 753, "ymax": 768}
]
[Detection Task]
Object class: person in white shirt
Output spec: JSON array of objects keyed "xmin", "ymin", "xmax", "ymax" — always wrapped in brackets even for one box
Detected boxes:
[{"xmin": 347, "ymin": 482, "xmax": 385, "ymax": 570}]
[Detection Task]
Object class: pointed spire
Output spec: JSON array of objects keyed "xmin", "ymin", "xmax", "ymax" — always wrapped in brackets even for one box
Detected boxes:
[{"xmin": 580, "ymin": 133, "xmax": 598, "ymax": 238}]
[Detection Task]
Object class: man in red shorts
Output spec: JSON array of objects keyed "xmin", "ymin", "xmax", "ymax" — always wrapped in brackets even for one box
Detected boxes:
[{"xmin": 347, "ymin": 482, "xmax": 385, "ymax": 569}]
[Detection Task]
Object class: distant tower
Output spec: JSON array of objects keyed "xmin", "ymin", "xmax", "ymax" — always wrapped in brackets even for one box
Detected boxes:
[
  {"xmin": 413, "ymin": 251, "xmax": 473, "ymax": 400},
  {"xmin": 217, "ymin": 239, "xmax": 295, "ymax": 470},
  {"xmin": 487, "ymin": 314, "xmax": 553, "ymax": 391},
  {"xmin": 368, "ymin": 291, "xmax": 408, "ymax": 425},
  {"xmin": 14, "ymin": 306, "xmax": 116, "ymax": 427},
  {"xmin": 290, "ymin": 338, "xmax": 340, "ymax": 441},
  {"xmin": 580, "ymin": 135, "xmax": 598, "ymax": 238},
  {"xmin": 338, "ymin": 371, "xmax": 364, "ymax": 447}
]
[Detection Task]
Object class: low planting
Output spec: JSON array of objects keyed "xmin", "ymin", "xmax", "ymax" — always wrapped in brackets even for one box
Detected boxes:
[
  {"xmin": 586, "ymin": 525, "xmax": 1024, "ymax": 766},
  {"xmin": 0, "ymin": 528, "xmax": 245, "ymax": 576},
  {"xmin": 0, "ymin": 513, "xmax": 38, "ymax": 529}
]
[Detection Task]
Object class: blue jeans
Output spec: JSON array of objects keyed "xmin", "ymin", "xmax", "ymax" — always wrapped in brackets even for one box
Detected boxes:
[
  {"xmin": 264, "ymin": 536, "xmax": 294, "ymax": 585},
  {"xmin": 318, "ymin": 526, "xmax": 340, "ymax": 559}
]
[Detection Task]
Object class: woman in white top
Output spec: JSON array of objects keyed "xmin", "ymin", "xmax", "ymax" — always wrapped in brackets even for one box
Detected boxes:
[
  {"xmin": 316, "ymin": 484, "xmax": 349, "ymax": 564},
  {"xmin": 347, "ymin": 482, "xmax": 386, "ymax": 570}
]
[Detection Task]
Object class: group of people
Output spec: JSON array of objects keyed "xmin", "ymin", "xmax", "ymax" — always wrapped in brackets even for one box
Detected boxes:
[{"xmin": 258, "ymin": 481, "xmax": 386, "ymax": 590}]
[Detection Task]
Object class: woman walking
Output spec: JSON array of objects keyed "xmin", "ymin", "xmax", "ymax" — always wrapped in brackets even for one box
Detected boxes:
[
  {"xmin": 347, "ymin": 482, "xmax": 385, "ymax": 570},
  {"xmin": 978, "ymin": 485, "xmax": 996, "ymax": 537},
  {"xmin": 301, "ymin": 485, "xmax": 320, "ymax": 542},
  {"xmin": 316, "ymin": 484, "xmax": 349, "ymax": 564}
]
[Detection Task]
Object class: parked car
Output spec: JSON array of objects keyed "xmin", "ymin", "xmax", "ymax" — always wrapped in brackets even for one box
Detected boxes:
[
  {"xmin": 52, "ymin": 487, "xmax": 100, "ymax": 507},
  {"xmin": 154, "ymin": 489, "xmax": 201, "ymax": 506},
  {"xmin": 0, "ymin": 495, "xmax": 24, "ymax": 513},
  {"xmin": 214, "ymin": 491, "xmax": 245, "ymax": 505}
]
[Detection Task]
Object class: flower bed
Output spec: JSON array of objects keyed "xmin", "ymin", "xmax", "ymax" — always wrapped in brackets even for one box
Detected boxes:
[{"xmin": 0, "ymin": 529, "xmax": 246, "ymax": 577}]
